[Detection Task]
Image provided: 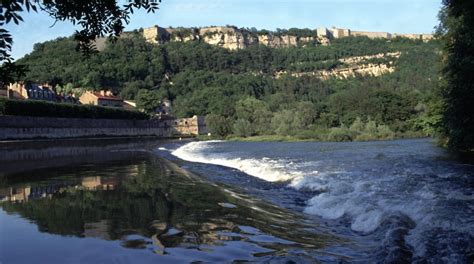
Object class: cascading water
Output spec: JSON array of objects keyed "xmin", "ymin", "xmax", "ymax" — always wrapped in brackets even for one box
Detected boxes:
[{"xmin": 168, "ymin": 139, "xmax": 474, "ymax": 262}]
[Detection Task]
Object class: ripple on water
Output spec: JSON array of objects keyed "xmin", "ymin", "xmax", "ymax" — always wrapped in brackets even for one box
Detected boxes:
[{"xmin": 170, "ymin": 139, "xmax": 474, "ymax": 261}]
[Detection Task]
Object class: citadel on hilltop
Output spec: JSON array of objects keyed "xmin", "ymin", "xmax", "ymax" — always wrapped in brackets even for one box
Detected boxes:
[{"xmin": 136, "ymin": 25, "xmax": 434, "ymax": 50}]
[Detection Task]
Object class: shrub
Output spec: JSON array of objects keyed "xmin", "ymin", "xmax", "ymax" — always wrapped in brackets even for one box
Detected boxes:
[
  {"xmin": 364, "ymin": 119, "xmax": 378, "ymax": 134},
  {"xmin": 376, "ymin": 124, "xmax": 396, "ymax": 140},
  {"xmin": 0, "ymin": 98, "xmax": 149, "ymax": 119},
  {"xmin": 294, "ymin": 129, "xmax": 326, "ymax": 140},
  {"xmin": 271, "ymin": 110, "xmax": 302, "ymax": 136},
  {"xmin": 349, "ymin": 117, "xmax": 365, "ymax": 132},
  {"xmin": 233, "ymin": 119, "xmax": 254, "ymax": 137},
  {"xmin": 205, "ymin": 114, "xmax": 232, "ymax": 137},
  {"xmin": 327, "ymin": 126, "xmax": 355, "ymax": 142}
]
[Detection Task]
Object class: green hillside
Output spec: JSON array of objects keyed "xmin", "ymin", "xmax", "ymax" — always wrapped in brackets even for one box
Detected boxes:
[{"xmin": 17, "ymin": 31, "xmax": 442, "ymax": 140}]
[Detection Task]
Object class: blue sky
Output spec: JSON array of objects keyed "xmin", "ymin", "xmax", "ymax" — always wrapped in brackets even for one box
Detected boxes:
[{"xmin": 6, "ymin": 0, "xmax": 442, "ymax": 60}]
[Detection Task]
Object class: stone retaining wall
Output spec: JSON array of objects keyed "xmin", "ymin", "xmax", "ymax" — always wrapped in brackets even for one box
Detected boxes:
[{"xmin": 0, "ymin": 116, "xmax": 205, "ymax": 140}]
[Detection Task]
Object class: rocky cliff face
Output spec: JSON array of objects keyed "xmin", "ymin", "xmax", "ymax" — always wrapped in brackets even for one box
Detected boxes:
[
  {"xmin": 99, "ymin": 25, "xmax": 432, "ymax": 51},
  {"xmin": 142, "ymin": 26, "xmax": 328, "ymax": 49},
  {"xmin": 275, "ymin": 52, "xmax": 401, "ymax": 80},
  {"xmin": 200, "ymin": 27, "xmax": 249, "ymax": 50}
]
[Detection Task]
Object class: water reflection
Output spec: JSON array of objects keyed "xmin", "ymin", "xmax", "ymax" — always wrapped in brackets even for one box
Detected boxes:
[{"xmin": 0, "ymin": 141, "xmax": 342, "ymax": 263}]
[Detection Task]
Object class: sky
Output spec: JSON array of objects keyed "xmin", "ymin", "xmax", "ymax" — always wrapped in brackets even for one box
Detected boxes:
[{"xmin": 6, "ymin": 0, "xmax": 443, "ymax": 60}]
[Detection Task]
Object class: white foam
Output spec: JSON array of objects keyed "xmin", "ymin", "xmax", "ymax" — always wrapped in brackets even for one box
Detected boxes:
[
  {"xmin": 351, "ymin": 209, "xmax": 383, "ymax": 233},
  {"xmin": 171, "ymin": 141, "xmax": 300, "ymax": 182},
  {"xmin": 171, "ymin": 140, "xmax": 474, "ymax": 257}
]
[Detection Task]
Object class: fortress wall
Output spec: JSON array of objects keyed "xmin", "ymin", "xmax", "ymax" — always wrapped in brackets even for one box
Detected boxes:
[
  {"xmin": 351, "ymin": 31, "xmax": 392, "ymax": 39},
  {"xmin": 143, "ymin": 26, "xmax": 159, "ymax": 43}
]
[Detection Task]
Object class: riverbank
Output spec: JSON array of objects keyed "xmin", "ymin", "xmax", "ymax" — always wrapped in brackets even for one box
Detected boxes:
[{"xmin": 202, "ymin": 130, "xmax": 428, "ymax": 143}]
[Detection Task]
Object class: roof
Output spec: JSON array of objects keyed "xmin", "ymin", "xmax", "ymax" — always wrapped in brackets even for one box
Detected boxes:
[{"xmin": 92, "ymin": 92, "xmax": 123, "ymax": 101}]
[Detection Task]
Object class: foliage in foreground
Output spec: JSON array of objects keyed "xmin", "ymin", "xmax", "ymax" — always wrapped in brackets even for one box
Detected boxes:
[{"xmin": 437, "ymin": 0, "xmax": 474, "ymax": 153}]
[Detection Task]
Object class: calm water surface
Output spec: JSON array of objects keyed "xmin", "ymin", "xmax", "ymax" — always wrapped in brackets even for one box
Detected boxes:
[
  {"xmin": 1, "ymin": 138, "xmax": 473, "ymax": 263},
  {"xmin": 0, "ymin": 139, "xmax": 343, "ymax": 263}
]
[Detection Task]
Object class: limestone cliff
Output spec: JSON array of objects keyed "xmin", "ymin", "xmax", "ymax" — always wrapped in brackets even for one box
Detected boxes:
[
  {"xmin": 97, "ymin": 25, "xmax": 433, "ymax": 51},
  {"xmin": 199, "ymin": 27, "xmax": 250, "ymax": 50},
  {"xmin": 141, "ymin": 26, "xmax": 329, "ymax": 50},
  {"xmin": 275, "ymin": 52, "xmax": 401, "ymax": 80}
]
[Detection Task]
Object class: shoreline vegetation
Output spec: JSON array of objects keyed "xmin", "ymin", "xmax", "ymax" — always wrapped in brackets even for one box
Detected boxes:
[
  {"xmin": 224, "ymin": 132, "xmax": 427, "ymax": 143},
  {"xmin": 200, "ymin": 133, "xmax": 427, "ymax": 143},
  {"xmin": 203, "ymin": 115, "xmax": 428, "ymax": 142}
]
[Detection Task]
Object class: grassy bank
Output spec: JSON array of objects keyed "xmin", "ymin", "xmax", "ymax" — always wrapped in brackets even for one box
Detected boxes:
[{"xmin": 198, "ymin": 130, "xmax": 428, "ymax": 143}]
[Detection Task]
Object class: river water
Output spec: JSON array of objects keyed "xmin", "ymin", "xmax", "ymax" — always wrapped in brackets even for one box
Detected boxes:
[
  {"xmin": 163, "ymin": 138, "xmax": 474, "ymax": 263},
  {"xmin": 0, "ymin": 138, "xmax": 472, "ymax": 263}
]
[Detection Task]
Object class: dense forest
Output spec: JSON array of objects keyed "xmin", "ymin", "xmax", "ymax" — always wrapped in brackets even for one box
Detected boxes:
[{"xmin": 17, "ymin": 32, "xmax": 442, "ymax": 141}]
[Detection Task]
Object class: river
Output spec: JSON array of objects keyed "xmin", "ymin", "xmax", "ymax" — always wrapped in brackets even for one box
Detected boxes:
[{"xmin": 0, "ymin": 138, "xmax": 472, "ymax": 263}]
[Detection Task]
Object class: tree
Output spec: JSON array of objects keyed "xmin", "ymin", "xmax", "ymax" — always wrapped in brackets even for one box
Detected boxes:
[
  {"xmin": 271, "ymin": 110, "xmax": 302, "ymax": 136},
  {"xmin": 205, "ymin": 114, "xmax": 232, "ymax": 137},
  {"xmin": 121, "ymin": 80, "xmax": 150, "ymax": 100},
  {"xmin": 233, "ymin": 119, "xmax": 254, "ymax": 137},
  {"xmin": 136, "ymin": 89, "xmax": 161, "ymax": 113},
  {"xmin": 234, "ymin": 97, "xmax": 272, "ymax": 134},
  {"xmin": 295, "ymin": 101, "xmax": 318, "ymax": 128},
  {"xmin": 1, "ymin": 0, "xmax": 161, "ymax": 87},
  {"xmin": 437, "ymin": 0, "xmax": 474, "ymax": 153}
]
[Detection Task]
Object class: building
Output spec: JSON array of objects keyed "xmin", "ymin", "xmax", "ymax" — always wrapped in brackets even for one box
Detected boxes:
[
  {"xmin": 57, "ymin": 94, "xmax": 79, "ymax": 104},
  {"xmin": 158, "ymin": 115, "xmax": 209, "ymax": 136},
  {"xmin": 123, "ymin": 100, "xmax": 137, "ymax": 110},
  {"xmin": 351, "ymin": 31, "xmax": 392, "ymax": 39},
  {"xmin": 81, "ymin": 176, "xmax": 117, "ymax": 190},
  {"xmin": 170, "ymin": 115, "xmax": 208, "ymax": 135},
  {"xmin": 8, "ymin": 82, "xmax": 56, "ymax": 101},
  {"xmin": 393, "ymin": 33, "xmax": 421, "ymax": 40},
  {"xmin": 329, "ymin": 27, "xmax": 351, "ymax": 38},
  {"xmin": 142, "ymin": 25, "xmax": 173, "ymax": 44},
  {"xmin": 317, "ymin": 27, "xmax": 329, "ymax": 38},
  {"xmin": 79, "ymin": 91, "xmax": 123, "ymax": 107},
  {"xmin": 0, "ymin": 187, "xmax": 31, "ymax": 203},
  {"xmin": 421, "ymin": 34, "xmax": 434, "ymax": 42}
]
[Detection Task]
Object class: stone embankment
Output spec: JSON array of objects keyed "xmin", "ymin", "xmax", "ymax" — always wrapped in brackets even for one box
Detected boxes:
[{"xmin": 0, "ymin": 115, "xmax": 207, "ymax": 140}]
